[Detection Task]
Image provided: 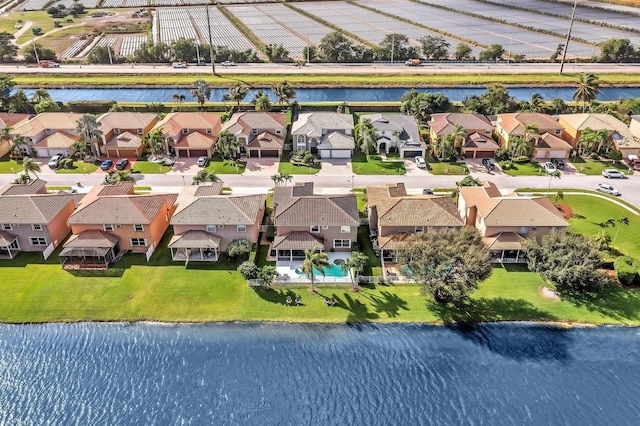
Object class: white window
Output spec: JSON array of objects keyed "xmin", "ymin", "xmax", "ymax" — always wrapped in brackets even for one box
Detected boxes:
[
  {"xmin": 130, "ymin": 238, "xmax": 147, "ymax": 247},
  {"xmin": 310, "ymin": 226, "xmax": 320, "ymax": 233},
  {"xmin": 133, "ymin": 224, "xmax": 144, "ymax": 232},
  {"xmin": 206, "ymin": 224, "xmax": 217, "ymax": 233},
  {"xmin": 114, "ymin": 128, "xmax": 120, "ymax": 134},
  {"xmin": 322, "ymin": 225, "xmax": 329, "ymax": 230},
  {"xmin": 29, "ymin": 237, "xmax": 47, "ymax": 246},
  {"xmin": 519, "ymin": 226, "xmax": 529, "ymax": 234},
  {"xmin": 2, "ymin": 224, "xmax": 12, "ymax": 230},
  {"xmin": 275, "ymin": 129, "xmax": 282, "ymax": 135},
  {"xmin": 104, "ymin": 224, "xmax": 114, "ymax": 232},
  {"xmin": 137, "ymin": 128, "xmax": 143, "ymax": 135},
  {"xmin": 333, "ymin": 239, "xmax": 351, "ymax": 248},
  {"xmin": 237, "ymin": 225, "xmax": 246, "ymax": 233},
  {"xmin": 554, "ymin": 129, "xmax": 561, "ymax": 135},
  {"xmin": 206, "ymin": 128, "xmax": 212, "ymax": 134},
  {"xmin": 340, "ymin": 226, "xmax": 350, "ymax": 234},
  {"xmin": 32, "ymin": 224, "xmax": 43, "ymax": 231},
  {"xmin": 182, "ymin": 128, "xmax": 189, "ymax": 134},
  {"xmin": 251, "ymin": 129, "xmax": 258, "ymax": 135}
]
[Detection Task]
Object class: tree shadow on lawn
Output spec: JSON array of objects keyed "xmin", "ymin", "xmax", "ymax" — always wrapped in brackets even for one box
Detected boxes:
[
  {"xmin": 357, "ymin": 289, "xmax": 409, "ymax": 318},
  {"xmin": 427, "ymin": 297, "xmax": 557, "ymax": 324},
  {"xmin": 325, "ymin": 291, "xmax": 379, "ymax": 323},
  {"xmin": 253, "ymin": 287, "xmax": 303, "ymax": 306},
  {"xmin": 560, "ymin": 286, "xmax": 640, "ymax": 323}
]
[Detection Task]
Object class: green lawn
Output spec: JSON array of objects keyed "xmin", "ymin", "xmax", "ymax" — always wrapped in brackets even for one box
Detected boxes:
[
  {"xmin": 130, "ymin": 160, "xmax": 172, "ymax": 174},
  {"xmin": 56, "ymin": 161, "xmax": 99, "ymax": 174},
  {"xmin": 0, "ymin": 156, "xmax": 22, "ymax": 174},
  {"xmin": 354, "ymin": 190, "xmax": 368, "ymax": 218},
  {"xmin": 351, "ymin": 152, "xmax": 405, "ymax": 175},
  {"xmin": 561, "ymin": 194, "xmax": 640, "ymax": 259},
  {"xmin": 570, "ymin": 157, "xmax": 632, "ymax": 176},
  {"xmin": 499, "ymin": 160, "xmax": 545, "ymax": 176},
  {"xmin": 205, "ymin": 156, "xmax": 246, "ymax": 174},
  {"xmin": 427, "ymin": 158, "xmax": 469, "ymax": 175},
  {"xmin": 278, "ymin": 160, "xmax": 321, "ymax": 175}
]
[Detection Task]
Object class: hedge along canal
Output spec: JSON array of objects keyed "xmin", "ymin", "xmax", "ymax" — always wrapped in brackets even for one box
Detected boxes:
[{"xmin": 17, "ymin": 86, "xmax": 640, "ymax": 103}]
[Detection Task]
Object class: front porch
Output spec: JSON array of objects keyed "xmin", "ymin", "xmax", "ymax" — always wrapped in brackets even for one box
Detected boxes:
[{"xmin": 168, "ymin": 230, "xmax": 221, "ymax": 262}]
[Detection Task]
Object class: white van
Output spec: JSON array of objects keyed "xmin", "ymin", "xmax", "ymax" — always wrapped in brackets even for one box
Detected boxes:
[{"xmin": 48, "ymin": 154, "xmax": 63, "ymax": 169}]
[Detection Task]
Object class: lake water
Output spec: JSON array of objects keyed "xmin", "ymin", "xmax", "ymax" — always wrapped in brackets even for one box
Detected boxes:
[
  {"xmin": 1, "ymin": 322, "xmax": 639, "ymax": 425},
  {"xmin": 19, "ymin": 86, "xmax": 640, "ymax": 103}
]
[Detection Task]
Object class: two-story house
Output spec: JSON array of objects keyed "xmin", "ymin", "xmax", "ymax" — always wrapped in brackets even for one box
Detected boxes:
[
  {"xmin": 0, "ymin": 179, "xmax": 78, "ymax": 259},
  {"xmin": 367, "ymin": 183, "xmax": 463, "ymax": 262},
  {"xmin": 558, "ymin": 113, "xmax": 635, "ymax": 156},
  {"xmin": 153, "ymin": 112, "xmax": 221, "ymax": 158},
  {"xmin": 168, "ymin": 183, "xmax": 265, "ymax": 262},
  {"xmin": 97, "ymin": 112, "xmax": 158, "ymax": 158},
  {"xmin": 358, "ymin": 113, "xmax": 425, "ymax": 158},
  {"xmin": 627, "ymin": 115, "xmax": 640, "ymax": 159},
  {"xmin": 271, "ymin": 182, "xmax": 359, "ymax": 262},
  {"xmin": 60, "ymin": 182, "xmax": 177, "ymax": 269},
  {"xmin": 0, "ymin": 113, "xmax": 30, "ymax": 157},
  {"xmin": 495, "ymin": 112, "xmax": 571, "ymax": 159},
  {"xmin": 10, "ymin": 112, "xmax": 83, "ymax": 158},
  {"xmin": 290, "ymin": 112, "xmax": 355, "ymax": 159},
  {"xmin": 429, "ymin": 113, "xmax": 500, "ymax": 159},
  {"xmin": 457, "ymin": 181, "xmax": 569, "ymax": 262},
  {"xmin": 221, "ymin": 112, "xmax": 287, "ymax": 158}
]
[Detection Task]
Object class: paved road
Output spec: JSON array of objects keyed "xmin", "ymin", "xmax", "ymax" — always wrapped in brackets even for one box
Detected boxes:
[{"xmin": 3, "ymin": 63, "xmax": 640, "ymax": 76}]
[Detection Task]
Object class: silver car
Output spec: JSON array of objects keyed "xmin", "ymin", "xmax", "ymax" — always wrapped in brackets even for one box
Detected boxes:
[
  {"xmin": 602, "ymin": 169, "xmax": 626, "ymax": 179},
  {"xmin": 595, "ymin": 183, "xmax": 620, "ymax": 196}
]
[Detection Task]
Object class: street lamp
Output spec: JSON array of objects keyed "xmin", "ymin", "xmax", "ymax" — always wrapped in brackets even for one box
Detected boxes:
[{"xmin": 351, "ymin": 174, "xmax": 354, "ymax": 190}]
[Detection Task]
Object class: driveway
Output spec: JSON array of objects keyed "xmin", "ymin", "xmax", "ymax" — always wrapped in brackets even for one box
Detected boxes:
[
  {"xmin": 317, "ymin": 159, "xmax": 351, "ymax": 176},
  {"xmin": 244, "ymin": 158, "xmax": 279, "ymax": 175}
]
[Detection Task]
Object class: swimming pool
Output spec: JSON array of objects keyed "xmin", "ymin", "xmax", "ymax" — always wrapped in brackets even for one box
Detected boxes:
[{"xmin": 294, "ymin": 262, "xmax": 347, "ymax": 278}]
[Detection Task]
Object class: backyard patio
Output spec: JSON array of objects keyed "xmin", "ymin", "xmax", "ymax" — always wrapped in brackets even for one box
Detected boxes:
[{"xmin": 275, "ymin": 252, "xmax": 352, "ymax": 284}]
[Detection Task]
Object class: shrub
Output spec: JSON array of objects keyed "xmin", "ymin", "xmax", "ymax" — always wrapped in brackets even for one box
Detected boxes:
[
  {"xmin": 608, "ymin": 151, "xmax": 623, "ymax": 162},
  {"xmin": 512, "ymin": 155, "xmax": 530, "ymax": 163},
  {"xmin": 239, "ymin": 261, "xmax": 259, "ymax": 280},
  {"xmin": 501, "ymin": 160, "xmax": 513, "ymax": 170},
  {"xmin": 590, "ymin": 152, "xmax": 600, "ymax": 160},
  {"xmin": 614, "ymin": 256, "xmax": 637, "ymax": 286},
  {"xmin": 227, "ymin": 238, "xmax": 251, "ymax": 259}
]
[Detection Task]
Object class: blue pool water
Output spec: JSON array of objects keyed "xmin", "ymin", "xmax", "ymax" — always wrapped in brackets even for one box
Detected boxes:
[
  {"xmin": 295, "ymin": 262, "xmax": 346, "ymax": 277},
  {"xmin": 1, "ymin": 322, "xmax": 640, "ymax": 425}
]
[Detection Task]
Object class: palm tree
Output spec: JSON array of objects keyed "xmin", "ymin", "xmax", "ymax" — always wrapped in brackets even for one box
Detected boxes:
[
  {"xmin": 554, "ymin": 190, "xmax": 564, "ymax": 202},
  {"xmin": 31, "ymin": 88, "xmax": 51, "ymax": 104},
  {"xmin": 450, "ymin": 124, "xmax": 466, "ymax": 151},
  {"xmin": 354, "ymin": 118, "xmax": 378, "ymax": 157},
  {"xmin": 8, "ymin": 135, "xmax": 26, "ymax": 158},
  {"xmin": 223, "ymin": 83, "xmax": 249, "ymax": 112},
  {"xmin": 71, "ymin": 139, "xmax": 91, "ymax": 160},
  {"xmin": 577, "ymin": 128, "xmax": 597, "ymax": 156},
  {"xmin": 254, "ymin": 93, "xmax": 273, "ymax": 112},
  {"xmin": 524, "ymin": 123, "xmax": 539, "ymax": 144},
  {"xmin": 592, "ymin": 230, "xmax": 611, "ymax": 251},
  {"xmin": 21, "ymin": 156, "xmax": 41, "ymax": 179},
  {"xmin": 594, "ymin": 128, "xmax": 611, "ymax": 154},
  {"xmin": 143, "ymin": 128, "xmax": 166, "ymax": 158},
  {"xmin": 271, "ymin": 80, "xmax": 296, "ymax": 108},
  {"xmin": 270, "ymin": 173, "xmax": 283, "ymax": 186},
  {"xmin": 529, "ymin": 93, "xmax": 545, "ymax": 113},
  {"xmin": 103, "ymin": 170, "xmax": 135, "ymax": 185},
  {"xmin": 341, "ymin": 251, "xmax": 368, "ymax": 291},
  {"xmin": 300, "ymin": 246, "xmax": 330, "ymax": 293},
  {"xmin": 511, "ymin": 136, "xmax": 532, "ymax": 159},
  {"xmin": 172, "ymin": 93, "xmax": 185, "ymax": 111},
  {"xmin": 280, "ymin": 173, "xmax": 293, "ymax": 185},
  {"xmin": 190, "ymin": 79, "xmax": 211, "ymax": 111},
  {"xmin": 75, "ymin": 114, "xmax": 103, "ymax": 157},
  {"xmin": 215, "ymin": 130, "xmax": 241, "ymax": 160},
  {"xmin": 573, "ymin": 73, "xmax": 600, "ymax": 113},
  {"xmin": 547, "ymin": 170, "xmax": 561, "ymax": 193},
  {"xmin": 432, "ymin": 135, "xmax": 455, "ymax": 161},
  {"xmin": 613, "ymin": 216, "xmax": 629, "ymax": 244}
]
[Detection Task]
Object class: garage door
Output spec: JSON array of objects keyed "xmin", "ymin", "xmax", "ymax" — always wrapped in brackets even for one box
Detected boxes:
[
  {"xmin": 548, "ymin": 150, "xmax": 568, "ymax": 159},
  {"xmin": 331, "ymin": 150, "xmax": 351, "ymax": 158},
  {"xmin": 39, "ymin": 148, "xmax": 68, "ymax": 158},
  {"xmin": 107, "ymin": 149, "xmax": 138, "ymax": 158},
  {"xmin": 261, "ymin": 150, "xmax": 279, "ymax": 157},
  {"xmin": 186, "ymin": 149, "xmax": 208, "ymax": 158},
  {"xmin": 533, "ymin": 151, "xmax": 547, "ymax": 159},
  {"xmin": 403, "ymin": 150, "xmax": 423, "ymax": 158},
  {"xmin": 249, "ymin": 150, "xmax": 260, "ymax": 157},
  {"xmin": 474, "ymin": 150, "xmax": 494, "ymax": 158},
  {"xmin": 320, "ymin": 150, "xmax": 331, "ymax": 158}
]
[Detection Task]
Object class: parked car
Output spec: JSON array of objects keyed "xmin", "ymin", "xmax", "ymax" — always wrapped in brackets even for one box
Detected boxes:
[
  {"xmin": 595, "ymin": 183, "xmax": 620, "ymax": 196},
  {"xmin": 551, "ymin": 158, "xmax": 565, "ymax": 169},
  {"xmin": 115, "ymin": 158, "xmax": 129, "ymax": 170},
  {"xmin": 602, "ymin": 169, "xmax": 626, "ymax": 179},
  {"xmin": 160, "ymin": 157, "xmax": 176, "ymax": 166},
  {"xmin": 422, "ymin": 188, "xmax": 434, "ymax": 195},
  {"xmin": 543, "ymin": 162, "xmax": 557, "ymax": 174},
  {"xmin": 39, "ymin": 61, "xmax": 59, "ymax": 68},
  {"xmin": 196, "ymin": 156, "xmax": 209, "ymax": 167},
  {"xmin": 100, "ymin": 159, "xmax": 113, "ymax": 170},
  {"xmin": 48, "ymin": 154, "xmax": 63, "ymax": 169},
  {"xmin": 405, "ymin": 59, "xmax": 421, "ymax": 66},
  {"xmin": 221, "ymin": 61, "xmax": 236, "ymax": 66},
  {"xmin": 415, "ymin": 156, "xmax": 426, "ymax": 169},
  {"xmin": 481, "ymin": 158, "xmax": 495, "ymax": 170},
  {"xmin": 627, "ymin": 155, "xmax": 640, "ymax": 170},
  {"xmin": 171, "ymin": 62, "xmax": 187, "ymax": 68}
]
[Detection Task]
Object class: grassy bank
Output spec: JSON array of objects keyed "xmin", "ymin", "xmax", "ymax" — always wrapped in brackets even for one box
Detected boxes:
[{"xmin": 12, "ymin": 73, "xmax": 640, "ymax": 88}]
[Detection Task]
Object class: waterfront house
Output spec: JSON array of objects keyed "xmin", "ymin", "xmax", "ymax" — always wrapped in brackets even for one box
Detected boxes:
[
  {"xmin": 367, "ymin": 183, "xmax": 463, "ymax": 262},
  {"xmin": 457, "ymin": 181, "xmax": 569, "ymax": 262},
  {"xmin": 9, "ymin": 112, "xmax": 83, "ymax": 158},
  {"xmin": 271, "ymin": 182, "xmax": 359, "ymax": 261},
  {"xmin": 358, "ymin": 114, "xmax": 426, "ymax": 158},
  {"xmin": 626, "ymin": 115, "xmax": 640, "ymax": 158},
  {"xmin": 291, "ymin": 112, "xmax": 355, "ymax": 159},
  {"xmin": 169, "ymin": 183, "xmax": 265, "ymax": 262},
  {"xmin": 495, "ymin": 113, "xmax": 569, "ymax": 159},
  {"xmin": 61, "ymin": 182, "xmax": 177, "ymax": 269},
  {"xmin": 0, "ymin": 179, "xmax": 78, "ymax": 259},
  {"xmin": 429, "ymin": 113, "xmax": 499, "ymax": 159},
  {"xmin": 221, "ymin": 112, "xmax": 287, "ymax": 158},
  {"xmin": 153, "ymin": 112, "xmax": 221, "ymax": 158},
  {"xmin": 559, "ymin": 113, "xmax": 636, "ymax": 156},
  {"xmin": 0, "ymin": 113, "xmax": 30, "ymax": 157},
  {"xmin": 97, "ymin": 112, "xmax": 158, "ymax": 158}
]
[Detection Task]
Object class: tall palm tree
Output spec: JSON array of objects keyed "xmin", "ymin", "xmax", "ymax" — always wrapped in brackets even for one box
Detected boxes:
[
  {"xmin": 573, "ymin": 73, "xmax": 600, "ymax": 113},
  {"xmin": 301, "ymin": 246, "xmax": 330, "ymax": 293},
  {"xmin": 613, "ymin": 216, "xmax": 629, "ymax": 244},
  {"xmin": 172, "ymin": 93, "xmax": 185, "ymax": 111},
  {"xmin": 143, "ymin": 128, "xmax": 166, "ymax": 158},
  {"xmin": 511, "ymin": 136, "xmax": 532, "ymax": 159},
  {"xmin": 21, "ymin": 156, "xmax": 41, "ymax": 179},
  {"xmin": 190, "ymin": 79, "xmax": 211, "ymax": 111},
  {"xmin": 354, "ymin": 118, "xmax": 378, "ymax": 157},
  {"xmin": 8, "ymin": 135, "xmax": 26, "ymax": 158},
  {"xmin": 271, "ymin": 80, "xmax": 296, "ymax": 108},
  {"xmin": 254, "ymin": 93, "xmax": 273, "ymax": 112},
  {"xmin": 341, "ymin": 251, "xmax": 368, "ymax": 291},
  {"xmin": 523, "ymin": 123, "xmax": 539, "ymax": 143},
  {"xmin": 215, "ymin": 130, "xmax": 242, "ymax": 160},
  {"xmin": 594, "ymin": 128, "xmax": 611, "ymax": 154},
  {"xmin": 280, "ymin": 173, "xmax": 293, "ymax": 185},
  {"xmin": 529, "ymin": 93, "xmax": 545, "ymax": 113},
  {"xmin": 31, "ymin": 88, "xmax": 51, "ymax": 104},
  {"xmin": 547, "ymin": 170, "xmax": 561, "ymax": 193},
  {"xmin": 223, "ymin": 83, "xmax": 249, "ymax": 112},
  {"xmin": 450, "ymin": 124, "xmax": 466, "ymax": 150},
  {"xmin": 270, "ymin": 173, "xmax": 283, "ymax": 186},
  {"xmin": 432, "ymin": 134, "xmax": 455, "ymax": 161},
  {"xmin": 577, "ymin": 128, "xmax": 597, "ymax": 156},
  {"xmin": 75, "ymin": 114, "xmax": 103, "ymax": 157}
]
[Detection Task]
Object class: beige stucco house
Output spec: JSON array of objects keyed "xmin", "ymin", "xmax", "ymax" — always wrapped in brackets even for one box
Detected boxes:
[
  {"xmin": 291, "ymin": 112, "xmax": 355, "ymax": 159},
  {"xmin": 98, "ymin": 112, "xmax": 158, "ymax": 158},
  {"xmin": 559, "ymin": 113, "xmax": 636, "ymax": 157},
  {"xmin": 10, "ymin": 112, "xmax": 83, "ymax": 158},
  {"xmin": 429, "ymin": 113, "xmax": 500, "ymax": 159},
  {"xmin": 221, "ymin": 112, "xmax": 287, "ymax": 158},
  {"xmin": 153, "ymin": 112, "xmax": 221, "ymax": 158}
]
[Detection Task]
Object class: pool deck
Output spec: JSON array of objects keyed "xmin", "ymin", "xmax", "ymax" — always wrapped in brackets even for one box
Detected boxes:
[{"xmin": 276, "ymin": 252, "xmax": 352, "ymax": 284}]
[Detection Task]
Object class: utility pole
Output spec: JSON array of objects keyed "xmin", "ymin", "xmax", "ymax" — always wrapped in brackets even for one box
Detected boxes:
[
  {"xmin": 391, "ymin": 34, "xmax": 395, "ymax": 64},
  {"xmin": 195, "ymin": 41, "xmax": 200, "ymax": 65},
  {"xmin": 107, "ymin": 43, "xmax": 113, "ymax": 65},
  {"xmin": 31, "ymin": 35, "xmax": 39, "ymax": 64},
  {"xmin": 206, "ymin": 6, "xmax": 216, "ymax": 75},
  {"xmin": 559, "ymin": 0, "xmax": 578, "ymax": 74}
]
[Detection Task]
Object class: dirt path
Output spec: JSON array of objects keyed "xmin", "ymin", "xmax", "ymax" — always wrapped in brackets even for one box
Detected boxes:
[
  {"xmin": 12, "ymin": 20, "xmax": 33, "ymax": 42},
  {"xmin": 18, "ymin": 23, "xmax": 86, "ymax": 49}
]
